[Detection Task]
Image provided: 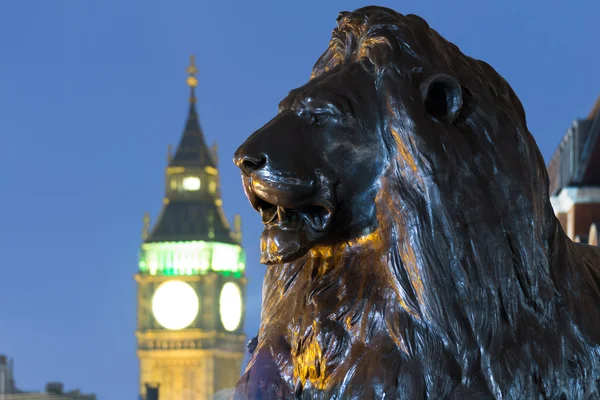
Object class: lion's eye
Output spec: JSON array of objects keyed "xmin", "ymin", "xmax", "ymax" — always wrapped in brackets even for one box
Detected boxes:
[
  {"xmin": 422, "ymin": 74, "xmax": 463, "ymax": 124},
  {"xmin": 309, "ymin": 113, "xmax": 331, "ymax": 127}
]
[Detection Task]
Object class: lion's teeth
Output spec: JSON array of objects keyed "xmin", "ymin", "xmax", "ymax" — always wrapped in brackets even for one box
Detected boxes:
[{"xmin": 277, "ymin": 207, "xmax": 286, "ymax": 221}]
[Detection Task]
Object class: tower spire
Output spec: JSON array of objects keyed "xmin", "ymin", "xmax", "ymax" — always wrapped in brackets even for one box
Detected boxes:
[
  {"xmin": 186, "ymin": 55, "xmax": 198, "ymax": 104},
  {"xmin": 167, "ymin": 55, "xmax": 215, "ymax": 169}
]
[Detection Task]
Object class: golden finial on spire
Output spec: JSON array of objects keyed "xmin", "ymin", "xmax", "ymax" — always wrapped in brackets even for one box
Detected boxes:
[{"xmin": 186, "ymin": 55, "xmax": 198, "ymax": 88}]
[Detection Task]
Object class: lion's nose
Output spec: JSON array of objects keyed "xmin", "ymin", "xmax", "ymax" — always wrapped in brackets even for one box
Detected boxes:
[{"xmin": 233, "ymin": 152, "xmax": 268, "ymax": 175}]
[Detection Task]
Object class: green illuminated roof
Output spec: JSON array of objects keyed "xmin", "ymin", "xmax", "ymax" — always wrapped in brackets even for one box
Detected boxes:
[{"xmin": 139, "ymin": 241, "xmax": 245, "ymax": 277}]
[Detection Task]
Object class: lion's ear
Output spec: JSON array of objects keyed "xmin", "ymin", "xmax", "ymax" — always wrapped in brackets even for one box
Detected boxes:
[{"xmin": 422, "ymin": 74, "xmax": 463, "ymax": 124}]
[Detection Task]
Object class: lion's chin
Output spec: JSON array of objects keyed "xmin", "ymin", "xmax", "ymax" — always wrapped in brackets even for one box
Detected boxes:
[{"xmin": 260, "ymin": 224, "xmax": 310, "ymax": 265}]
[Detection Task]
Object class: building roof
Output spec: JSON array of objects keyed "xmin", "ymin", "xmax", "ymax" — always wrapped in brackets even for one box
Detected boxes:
[
  {"xmin": 587, "ymin": 96, "xmax": 600, "ymax": 120},
  {"xmin": 144, "ymin": 56, "xmax": 238, "ymax": 245},
  {"xmin": 574, "ymin": 101, "xmax": 600, "ymax": 185},
  {"xmin": 547, "ymin": 95, "xmax": 600, "ymax": 195}
]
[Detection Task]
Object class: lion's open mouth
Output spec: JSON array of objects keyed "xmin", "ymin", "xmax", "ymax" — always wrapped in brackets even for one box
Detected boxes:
[
  {"xmin": 240, "ymin": 176, "xmax": 334, "ymax": 264},
  {"xmin": 254, "ymin": 197, "xmax": 332, "ymax": 232}
]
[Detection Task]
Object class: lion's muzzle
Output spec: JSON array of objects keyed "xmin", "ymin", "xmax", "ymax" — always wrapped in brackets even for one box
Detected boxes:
[{"xmin": 233, "ymin": 115, "xmax": 336, "ymax": 264}]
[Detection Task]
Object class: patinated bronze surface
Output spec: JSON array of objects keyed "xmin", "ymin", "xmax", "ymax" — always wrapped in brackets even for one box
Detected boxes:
[{"xmin": 232, "ymin": 6, "xmax": 600, "ymax": 399}]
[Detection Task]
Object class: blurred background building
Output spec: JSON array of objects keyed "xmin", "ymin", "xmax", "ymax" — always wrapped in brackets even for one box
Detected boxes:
[
  {"xmin": 135, "ymin": 56, "xmax": 247, "ymax": 400},
  {"xmin": 0, "ymin": 355, "xmax": 95, "ymax": 400},
  {"xmin": 548, "ymin": 96, "xmax": 600, "ymax": 245}
]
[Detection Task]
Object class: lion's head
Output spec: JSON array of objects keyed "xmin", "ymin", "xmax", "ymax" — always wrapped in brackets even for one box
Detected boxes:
[
  {"xmin": 233, "ymin": 55, "xmax": 384, "ymax": 265},
  {"xmin": 233, "ymin": 6, "xmax": 600, "ymax": 399},
  {"xmin": 234, "ymin": 8, "xmax": 551, "ymax": 267}
]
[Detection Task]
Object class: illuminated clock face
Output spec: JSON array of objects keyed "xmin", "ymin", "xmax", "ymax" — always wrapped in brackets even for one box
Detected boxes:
[
  {"xmin": 219, "ymin": 282, "xmax": 243, "ymax": 332},
  {"xmin": 182, "ymin": 176, "xmax": 201, "ymax": 191},
  {"xmin": 152, "ymin": 280, "xmax": 199, "ymax": 330}
]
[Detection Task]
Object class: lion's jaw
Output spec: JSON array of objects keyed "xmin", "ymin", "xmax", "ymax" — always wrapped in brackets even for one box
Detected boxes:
[{"xmin": 238, "ymin": 168, "xmax": 336, "ymax": 265}]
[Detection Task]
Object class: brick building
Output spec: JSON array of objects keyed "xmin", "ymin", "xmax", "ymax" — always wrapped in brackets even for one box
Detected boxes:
[{"xmin": 547, "ymin": 96, "xmax": 600, "ymax": 245}]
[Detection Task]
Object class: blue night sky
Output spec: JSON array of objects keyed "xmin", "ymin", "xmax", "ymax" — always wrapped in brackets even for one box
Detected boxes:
[{"xmin": 1, "ymin": 1, "xmax": 599, "ymax": 399}]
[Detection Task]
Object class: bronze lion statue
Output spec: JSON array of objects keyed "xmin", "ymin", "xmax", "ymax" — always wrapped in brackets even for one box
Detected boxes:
[{"xmin": 232, "ymin": 6, "xmax": 600, "ymax": 399}]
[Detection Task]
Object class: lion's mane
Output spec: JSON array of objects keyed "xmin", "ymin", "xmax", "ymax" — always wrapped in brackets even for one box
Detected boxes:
[{"xmin": 234, "ymin": 7, "xmax": 600, "ymax": 399}]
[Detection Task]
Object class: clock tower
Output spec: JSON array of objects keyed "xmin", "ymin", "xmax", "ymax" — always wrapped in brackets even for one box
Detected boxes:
[{"xmin": 135, "ymin": 56, "xmax": 246, "ymax": 400}]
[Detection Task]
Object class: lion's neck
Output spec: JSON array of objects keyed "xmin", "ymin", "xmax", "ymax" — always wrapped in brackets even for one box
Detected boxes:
[{"xmin": 255, "ymin": 227, "xmax": 429, "ymax": 397}]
